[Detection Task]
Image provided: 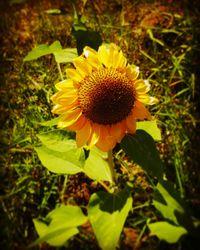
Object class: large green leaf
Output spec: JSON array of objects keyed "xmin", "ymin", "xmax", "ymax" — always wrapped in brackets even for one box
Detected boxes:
[
  {"xmin": 84, "ymin": 148, "xmax": 113, "ymax": 183},
  {"xmin": 32, "ymin": 222, "xmax": 78, "ymax": 247},
  {"xmin": 46, "ymin": 205, "xmax": 88, "ymax": 228},
  {"xmin": 88, "ymin": 187, "xmax": 132, "ymax": 250},
  {"xmin": 37, "ymin": 132, "xmax": 77, "ymax": 153},
  {"xmin": 35, "ymin": 145, "xmax": 84, "ymax": 174},
  {"xmin": 31, "ymin": 205, "xmax": 88, "ymax": 247},
  {"xmin": 120, "ymin": 130, "xmax": 164, "ymax": 180},
  {"xmin": 153, "ymin": 181, "xmax": 185, "ymax": 225},
  {"xmin": 72, "ymin": 8, "xmax": 102, "ymax": 54},
  {"xmin": 148, "ymin": 221, "xmax": 187, "ymax": 243},
  {"xmin": 24, "ymin": 41, "xmax": 62, "ymax": 61},
  {"xmin": 54, "ymin": 48, "xmax": 78, "ymax": 63},
  {"xmin": 136, "ymin": 120, "xmax": 161, "ymax": 141},
  {"xmin": 153, "ymin": 181, "xmax": 194, "ymax": 231},
  {"xmin": 72, "ymin": 28, "xmax": 102, "ymax": 55},
  {"xmin": 36, "ymin": 131, "xmax": 85, "ymax": 174}
]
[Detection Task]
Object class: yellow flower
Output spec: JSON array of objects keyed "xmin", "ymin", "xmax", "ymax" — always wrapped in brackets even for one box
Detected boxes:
[{"xmin": 51, "ymin": 43, "xmax": 158, "ymax": 151}]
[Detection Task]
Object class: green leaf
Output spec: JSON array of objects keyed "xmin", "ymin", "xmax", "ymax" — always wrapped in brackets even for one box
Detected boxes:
[
  {"xmin": 32, "ymin": 223, "xmax": 78, "ymax": 247},
  {"xmin": 148, "ymin": 221, "xmax": 187, "ymax": 243},
  {"xmin": 31, "ymin": 205, "xmax": 87, "ymax": 247},
  {"xmin": 54, "ymin": 48, "xmax": 78, "ymax": 63},
  {"xmin": 72, "ymin": 10, "xmax": 102, "ymax": 54},
  {"xmin": 120, "ymin": 130, "xmax": 164, "ymax": 180},
  {"xmin": 153, "ymin": 181, "xmax": 185, "ymax": 225},
  {"xmin": 47, "ymin": 205, "xmax": 88, "ymax": 228},
  {"xmin": 72, "ymin": 30, "xmax": 102, "ymax": 55},
  {"xmin": 88, "ymin": 187, "xmax": 132, "ymax": 250},
  {"xmin": 136, "ymin": 120, "xmax": 161, "ymax": 141},
  {"xmin": 37, "ymin": 132, "xmax": 77, "ymax": 153},
  {"xmin": 36, "ymin": 131, "xmax": 85, "ymax": 174},
  {"xmin": 84, "ymin": 148, "xmax": 113, "ymax": 183},
  {"xmin": 35, "ymin": 145, "xmax": 84, "ymax": 174},
  {"xmin": 153, "ymin": 181, "xmax": 194, "ymax": 231},
  {"xmin": 24, "ymin": 41, "xmax": 62, "ymax": 61},
  {"xmin": 39, "ymin": 117, "xmax": 60, "ymax": 127}
]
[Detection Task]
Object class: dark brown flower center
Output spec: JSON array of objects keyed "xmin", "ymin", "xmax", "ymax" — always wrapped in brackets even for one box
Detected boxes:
[{"xmin": 78, "ymin": 68, "xmax": 135, "ymax": 125}]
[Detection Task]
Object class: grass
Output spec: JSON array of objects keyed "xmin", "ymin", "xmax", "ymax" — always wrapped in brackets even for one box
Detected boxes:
[{"xmin": 0, "ymin": 0, "xmax": 200, "ymax": 249}]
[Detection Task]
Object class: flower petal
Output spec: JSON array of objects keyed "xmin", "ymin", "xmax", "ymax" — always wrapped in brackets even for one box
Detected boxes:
[
  {"xmin": 116, "ymin": 50, "xmax": 127, "ymax": 67},
  {"xmin": 52, "ymin": 100, "xmax": 78, "ymax": 114},
  {"xmin": 73, "ymin": 56, "xmax": 92, "ymax": 77},
  {"xmin": 126, "ymin": 113, "xmax": 137, "ymax": 133},
  {"xmin": 126, "ymin": 65, "xmax": 139, "ymax": 80},
  {"xmin": 83, "ymin": 46, "xmax": 101, "ymax": 69},
  {"xmin": 58, "ymin": 109, "xmax": 82, "ymax": 128},
  {"xmin": 137, "ymin": 94, "xmax": 159, "ymax": 105},
  {"xmin": 132, "ymin": 101, "xmax": 151, "ymax": 120},
  {"xmin": 135, "ymin": 79, "xmax": 151, "ymax": 93},
  {"xmin": 96, "ymin": 126, "xmax": 117, "ymax": 151},
  {"xmin": 98, "ymin": 44, "xmax": 109, "ymax": 67},
  {"xmin": 66, "ymin": 68, "xmax": 83, "ymax": 82},
  {"xmin": 109, "ymin": 122, "xmax": 124, "ymax": 139},
  {"xmin": 55, "ymin": 96, "xmax": 78, "ymax": 106},
  {"xmin": 68, "ymin": 115, "xmax": 87, "ymax": 131},
  {"xmin": 76, "ymin": 120, "xmax": 92, "ymax": 147},
  {"xmin": 87, "ymin": 123, "xmax": 101, "ymax": 147},
  {"xmin": 51, "ymin": 90, "xmax": 77, "ymax": 104},
  {"xmin": 55, "ymin": 79, "xmax": 75, "ymax": 90}
]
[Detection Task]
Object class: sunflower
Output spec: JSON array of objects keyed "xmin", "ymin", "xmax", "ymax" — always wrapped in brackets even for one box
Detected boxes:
[{"xmin": 51, "ymin": 43, "xmax": 158, "ymax": 152}]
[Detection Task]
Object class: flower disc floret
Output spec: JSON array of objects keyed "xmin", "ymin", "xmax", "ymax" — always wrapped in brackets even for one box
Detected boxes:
[{"xmin": 78, "ymin": 68, "xmax": 136, "ymax": 125}]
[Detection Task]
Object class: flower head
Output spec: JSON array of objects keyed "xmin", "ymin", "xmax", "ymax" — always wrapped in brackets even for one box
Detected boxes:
[{"xmin": 51, "ymin": 43, "xmax": 158, "ymax": 151}]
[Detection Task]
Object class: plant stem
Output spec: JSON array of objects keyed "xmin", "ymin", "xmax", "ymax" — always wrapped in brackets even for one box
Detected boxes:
[
  {"xmin": 98, "ymin": 180, "xmax": 111, "ymax": 193},
  {"xmin": 57, "ymin": 62, "xmax": 63, "ymax": 81},
  {"xmin": 108, "ymin": 150, "xmax": 116, "ymax": 184},
  {"xmin": 61, "ymin": 175, "xmax": 68, "ymax": 203}
]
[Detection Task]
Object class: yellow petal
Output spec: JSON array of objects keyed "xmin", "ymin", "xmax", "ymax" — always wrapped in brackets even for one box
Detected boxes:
[
  {"xmin": 76, "ymin": 120, "xmax": 92, "ymax": 147},
  {"xmin": 59, "ymin": 89, "xmax": 77, "ymax": 97},
  {"xmin": 137, "ymin": 94, "xmax": 158, "ymax": 105},
  {"xmin": 56, "ymin": 96, "xmax": 78, "ymax": 106},
  {"xmin": 105, "ymin": 43, "xmax": 123, "ymax": 68},
  {"xmin": 51, "ymin": 90, "xmax": 77, "ymax": 103},
  {"xmin": 116, "ymin": 50, "xmax": 127, "ymax": 68},
  {"xmin": 98, "ymin": 44, "xmax": 109, "ymax": 67},
  {"xmin": 135, "ymin": 79, "xmax": 151, "ymax": 93},
  {"xmin": 83, "ymin": 46, "xmax": 101, "ymax": 69},
  {"xmin": 148, "ymin": 96, "xmax": 159, "ymax": 105},
  {"xmin": 58, "ymin": 109, "xmax": 82, "ymax": 128},
  {"xmin": 83, "ymin": 46, "xmax": 98, "ymax": 58},
  {"xmin": 87, "ymin": 123, "xmax": 101, "ymax": 147},
  {"xmin": 52, "ymin": 100, "xmax": 78, "ymax": 114},
  {"xmin": 55, "ymin": 79, "xmax": 75, "ymax": 90},
  {"xmin": 66, "ymin": 68, "xmax": 83, "ymax": 82},
  {"xmin": 126, "ymin": 65, "xmax": 139, "ymax": 80},
  {"xmin": 73, "ymin": 56, "xmax": 92, "ymax": 77}
]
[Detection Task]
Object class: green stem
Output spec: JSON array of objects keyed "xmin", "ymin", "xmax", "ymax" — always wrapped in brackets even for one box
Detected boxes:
[
  {"xmin": 57, "ymin": 62, "xmax": 63, "ymax": 81},
  {"xmin": 61, "ymin": 175, "xmax": 68, "ymax": 203},
  {"xmin": 98, "ymin": 180, "xmax": 111, "ymax": 193},
  {"xmin": 108, "ymin": 150, "xmax": 116, "ymax": 184},
  {"xmin": 174, "ymin": 156, "xmax": 184, "ymax": 198}
]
